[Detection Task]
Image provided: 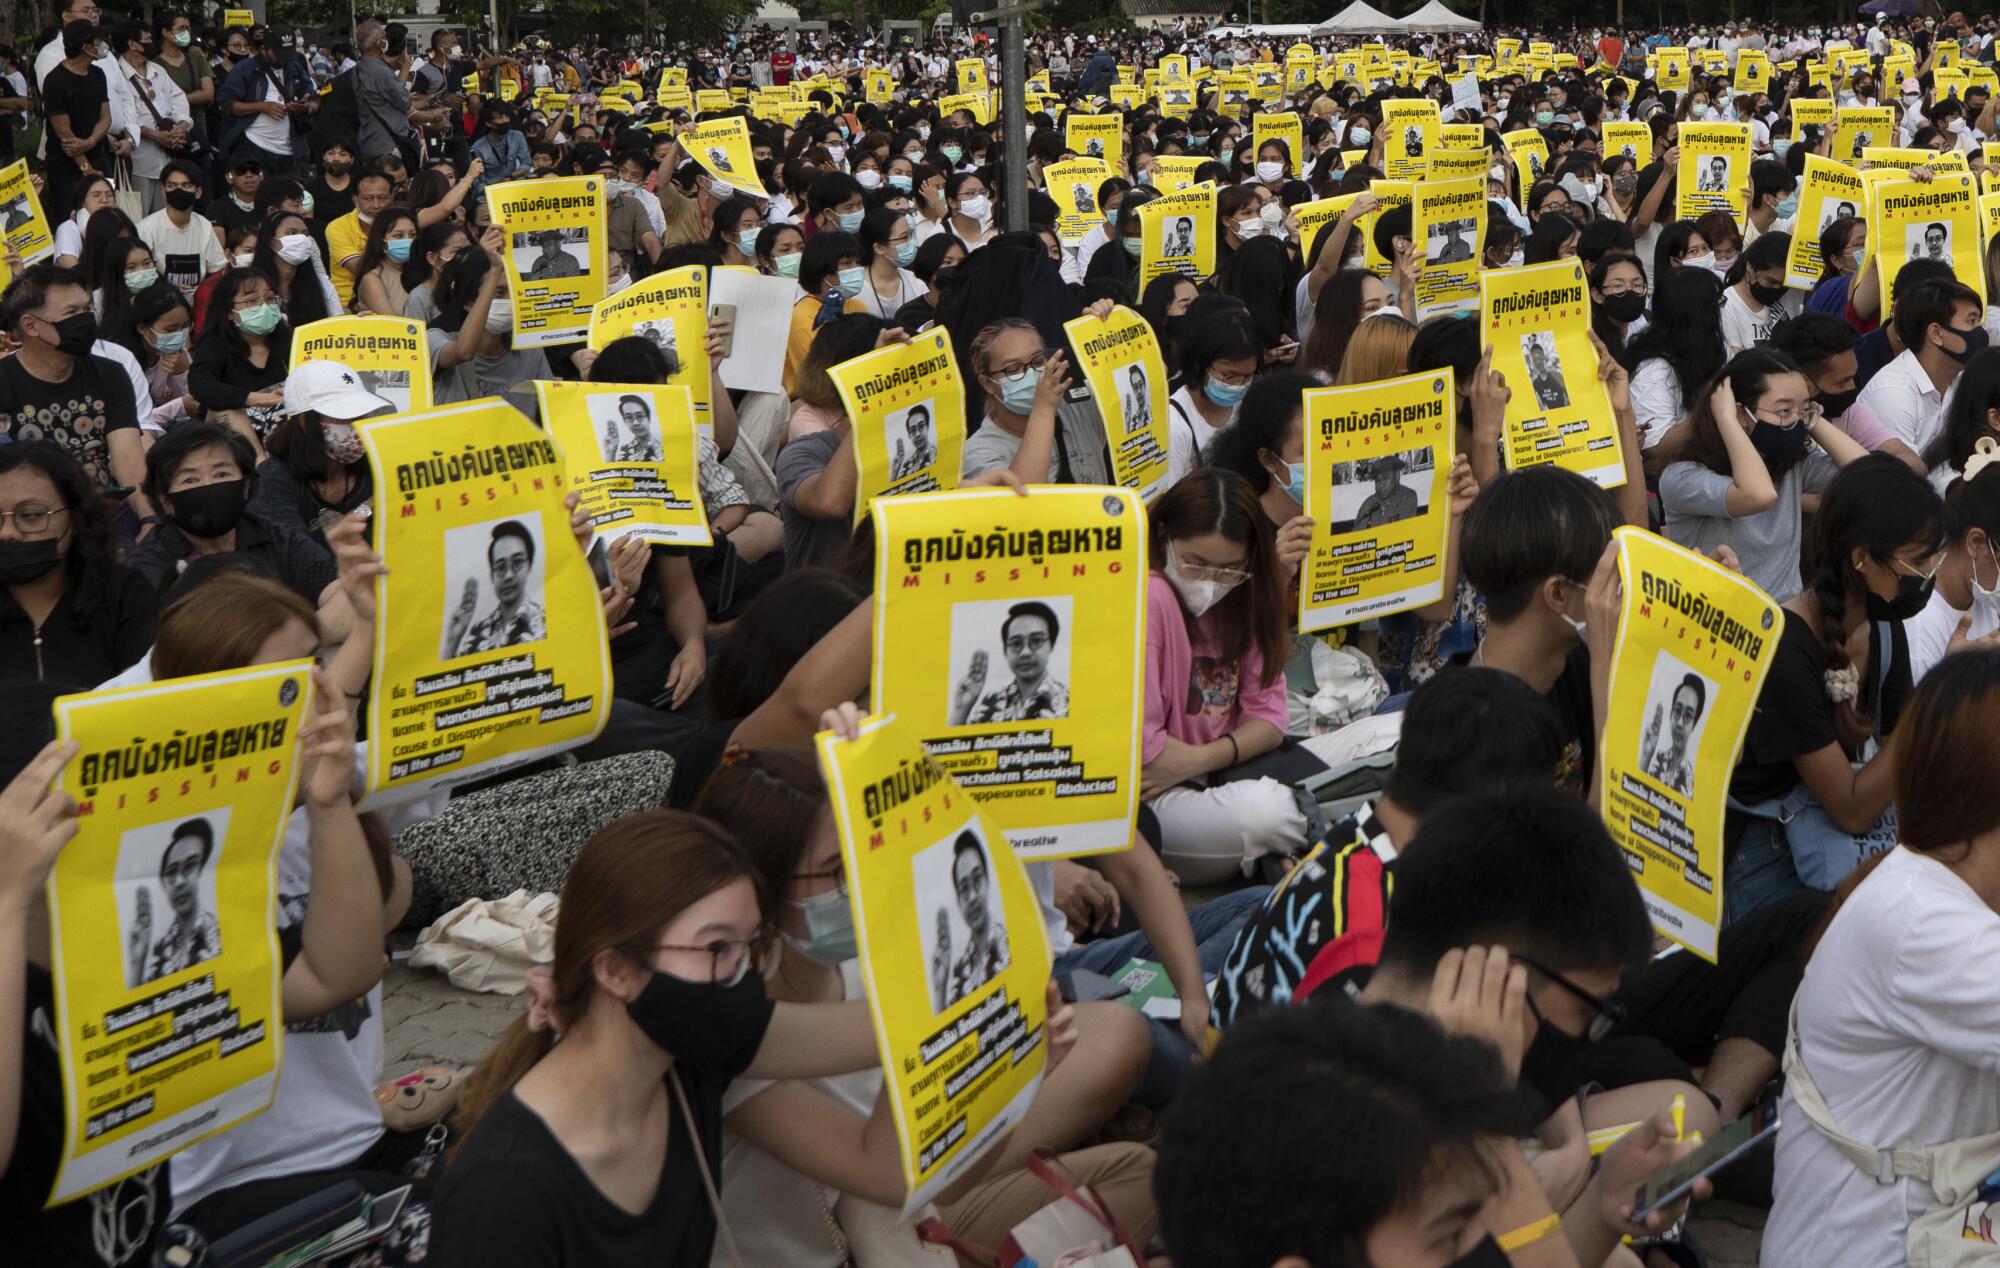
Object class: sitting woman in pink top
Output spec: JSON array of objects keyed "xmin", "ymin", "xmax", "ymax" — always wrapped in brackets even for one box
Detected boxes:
[{"xmin": 1142, "ymin": 468, "xmax": 1307, "ymax": 884}]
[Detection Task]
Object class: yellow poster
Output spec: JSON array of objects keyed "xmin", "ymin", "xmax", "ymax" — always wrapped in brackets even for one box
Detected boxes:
[
  {"xmin": 1871, "ymin": 172, "xmax": 1984, "ymax": 315},
  {"xmin": 1158, "ymin": 81, "xmax": 1196, "ymax": 118},
  {"xmin": 1481, "ymin": 259, "xmax": 1624, "ymax": 488},
  {"xmin": 586, "ymin": 264, "xmax": 712, "ymax": 438},
  {"xmin": 1251, "ymin": 62, "xmax": 1282, "ymax": 103},
  {"xmin": 1063, "ymin": 306, "xmax": 1170, "ymax": 501},
  {"xmin": 500, "ymin": 78, "xmax": 522, "ymax": 103},
  {"xmin": 816, "ymin": 713, "xmax": 1050, "ymax": 1214},
  {"xmin": 1440, "ymin": 122, "xmax": 1484, "ymax": 150},
  {"xmin": 1980, "ymin": 190, "xmax": 2000, "ymax": 246},
  {"xmin": 1362, "ymin": 180, "xmax": 1413, "ymax": 277},
  {"xmin": 956, "ymin": 57, "xmax": 988, "ymax": 93},
  {"xmin": 1044, "ymin": 158, "xmax": 1112, "ymax": 247},
  {"xmin": 1784, "ymin": 155, "xmax": 1867, "ymax": 292},
  {"xmin": 486, "ymin": 177, "xmax": 605, "ymax": 349},
  {"xmin": 360, "ymin": 399, "xmax": 611, "ymax": 807},
  {"xmin": 939, "ymin": 91, "xmax": 991, "ymax": 126},
  {"xmin": 1160, "ymin": 53, "xmax": 1189, "ymax": 81},
  {"xmin": 46, "ymin": 661, "xmax": 312, "ymax": 1203},
  {"xmin": 289, "ymin": 316, "xmax": 432, "ymax": 415},
  {"xmin": 222, "ymin": 8, "xmax": 253, "ymax": 26},
  {"xmin": 1410, "ymin": 177, "xmax": 1484, "ymax": 320},
  {"xmin": 1382, "ymin": 98, "xmax": 1439, "ymax": 181},
  {"xmin": 1299, "ymin": 370, "xmax": 1455, "ymax": 631},
  {"xmin": 1138, "ymin": 181, "xmax": 1217, "ymax": 288},
  {"xmin": 1429, "ymin": 149, "xmax": 1489, "ymax": 183},
  {"xmin": 0, "ymin": 158, "xmax": 56, "ymax": 283},
  {"xmin": 1733, "ymin": 50, "xmax": 1771, "ymax": 93},
  {"xmin": 1600, "ymin": 528, "xmax": 1782, "ymax": 961},
  {"xmin": 1251, "ymin": 111, "xmax": 1304, "ymax": 175},
  {"xmin": 693, "ymin": 88, "xmax": 732, "ymax": 113},
  {"xmin": 1832, "ymin": 105, "xmax": 1897, "ymax": 164},
  {"xmin": 1108, "ymin": 84, "xmax": 1145, "ymax": 112},
  {"xmin": 1602, "ymin": 122, "xmax": 1652, "ymax": 169},
  {"xmin": 1217, "ymin": 73, "xmax": 1253, "ymax": 109},
  {"xmin": 831, "ymin": 328, "xmax": 967, "ymax": 526},
  {"xmin": 1677, "ymin": 122, "xmax": 1752, "ymax": 225},
  {"xmin": 1789, "ymin": 98, "xmax": 1834, "ymax": 141},
  {"xmin": 1149, "ymin": 155, "xmax": 1206, "ymax": 195},
  {"xmin": 1065, "ymin": 113, "xmax": 1124, "ymax": 174},
  {"xmin": 1657, "ymin": 47, "xmax": 1690, "ymax": 91},
  {"xmin": 1862, "ymin": 146, "xmax": 1968, "ymax": 173},
  {"xmin": 1502, "ymin": 128, "xmax": 1549, "ymax": 189},
  {"xmin": 871, "ymin": 486, "xmax": 1145, "ymax": 859},
  {"xmin": 1295, "ymin": 193, "xmax": 1360, "ymax": 262},
  {"xmin": 677, "ymin": 115, "xmax": 768, "ymax": 195},
  {"xmin": 532, "ymin": 380, "xmax": 711, "ymax": 548}
]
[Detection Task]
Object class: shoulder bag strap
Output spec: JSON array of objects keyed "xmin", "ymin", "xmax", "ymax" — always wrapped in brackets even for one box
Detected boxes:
[
  {"xmin": 1782, "ymin": 996, "xmax": 1935, "ymax": 1186},
  {"xmin": 668, "ymin": 1066, "xmax": 747, "ymax": 1268}
]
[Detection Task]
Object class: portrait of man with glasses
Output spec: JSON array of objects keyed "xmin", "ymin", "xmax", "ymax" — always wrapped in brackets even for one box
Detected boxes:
[
  {"xmin": 924, "ymin": 828, "xmax": 1012, "ymax": 1014},
  {"xmin": 444, "ymin": 518, "xmax": 547, "ymax": 658},
  {"xmin": 948, "ymin": 598, "xmax": 1072, "ymax": 725}
]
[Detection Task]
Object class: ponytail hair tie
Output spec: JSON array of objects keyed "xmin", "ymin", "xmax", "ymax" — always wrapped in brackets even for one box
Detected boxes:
[
  {"xmin": 1963, "ymin": 435, "xmax": 2000, "ymax": 485},
  {"xmin": 523, "ymin": 965, "xmax": 562, "ymax": 1036},
  {"xmin": 718, "ymin": 743, "xmax": 752, "ymax": 768}
]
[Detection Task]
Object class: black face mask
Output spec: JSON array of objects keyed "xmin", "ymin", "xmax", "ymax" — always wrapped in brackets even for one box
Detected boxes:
[
  {"xmin": 1749, "ymin": 281, "xmax": 1789, "ymax": 306},
  {"xmin": 1866, "ymin": 568, "xmax": 1935, "ymax": 622},
  {"xmin": 1599, "ymin": 291, "xmax": 1646, "ymax": 323},
  {"xmin": 164, "ymin": 187, "xmax": 200, "ymax": 212},
  {"xmin": 165, "ymin": 478, "xmax": 248, "ymax": 539},
  {"xmin": 624, "ymin": 967, "xmax": 774, "ymax": 1071},
  {"xmin": 1518, "ymin": 1016, "xmax": 1595, "ymax": 1109},
  {"xmin": 44, "ymin": 311, "xmax": 98, "ymax": 358},
  {"xmin": 1942, "ymin": 324, "xmax": 1992, "ymax": 364},
  {"xmin": 0, "ymin": 538, "xmax": 63, "ymax": 585},
  {"xmin": 1816, "ymin": 383, "xmax": 1861, "ymax": 418},
  {"xmin": 1446, "ymin": 1234, "xmax": 1513, "ymax": 1268}
]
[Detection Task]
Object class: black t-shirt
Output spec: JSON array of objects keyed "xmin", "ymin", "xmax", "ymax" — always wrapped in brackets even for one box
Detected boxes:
[
  {"xmin": 3, "ymin": 964, "xmax": 171, "ymax": 1266},
  {"xmin": 429, "ymin": 1052, "xmax": 760, "ymax": 1268},
  {"xmin": 125, "ymin": 509, "xmax": 337, "ymax": 605},
  {"xmin": 204, "ymin": 192, "xmax": 262, "ymax": 236},
  {"xmin": 0, "ymin": 353, "xmax": 140, "ymax": 492},
  {"xmin": 41, "ymin": 63, "xmax": 112, "ymax": 167},
  {"xmin": 0, "ymin": 565, "xmax": 157, "ymax": 687},
  {"xmin": 305, "ymin": 174, "xmax": 356, "ymax": 226},
  {"xmin": 1545, "ymin": 643, "xmax": 1596, "ymax": 797},
  {"xmin": 1732, "ymin": 608, "xmax": 1911, "ymax": 806}
]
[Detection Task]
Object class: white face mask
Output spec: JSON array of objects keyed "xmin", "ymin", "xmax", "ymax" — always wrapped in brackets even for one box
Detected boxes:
[
  {"xmin": 1507, "ymin": 248, "xmax": 1525, "ymax": 267},
  {"xmin": 485, "ymin": 298, "xmax": 513, "ymax": 332},
  {"xmin": 1255, "ymin": 160, "xmax": 1284, "ymax": 183},
  {"xmin": 856, "ymin": 169, "xmax": 883, "ymax": 189},
  {"xmin": 1259, "ymin": 201, "xmax": 1284, "ymax": 228},
  {"xmin": 1164, "ymin": 544, "xmax": 1245, "ymax": 618},
  {"xmin": 958, "ymin": 193, "xmax": 992, "ymax": 223},
  {"xmin": 1235, "ymin": 218, "xmax": 1262, "ymax": 238},
  {"xmin": 233, "ymin": 251, "xmax": 257, "ymax": 268},
  {"xmin": 276, "ymin": 233, "xmax": 315, "ymax": 264}
]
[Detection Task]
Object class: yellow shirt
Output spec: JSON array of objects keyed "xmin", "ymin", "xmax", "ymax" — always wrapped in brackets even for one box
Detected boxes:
[
  {"xmin": 326, "ymin": 211, "xmax": 370, "ymax": 308},
  {"xmin": 784, "ymin": 291, "xmax": 866, "ymax": 398}
]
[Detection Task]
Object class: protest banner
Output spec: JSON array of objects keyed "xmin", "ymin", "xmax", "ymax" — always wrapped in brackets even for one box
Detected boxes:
[
  {"xmin": 1428, "ymin": 149, "xmax": 1489, "ymax": 182},
  {"xmin": 1138, "ymin": 182, "xmax": 1217, "ymax": 287},
  {"xmin": 872, "ymin": 486, "xmax": 1144, "ymax": 859},
  {"xmin": 1149, "ymin": 155, "xmax": 1207, "ymax": 195},
  {"xmin": 1381, "ymin": 98, "xmax": 1439, "ymax": 181},
  {"xmin": 939, "ymin": 91, "xmax": 991, "ymax": 126},
  {"xmin": 1789, "ymin": 98, "xmax": 1834, "ymax": 140},
  {"xmin": 1362, "ymin": 180, "xmax": 1413, "ymax": 276},
  {"xmin": 1981, "ymin": 190, "xmax": 2000, "ymax": 247},
  {"xmin": 1043, "ymin": 158, "xmax": 1112, "ymax": 246},
  {"xmin": 1251, "ymin": 62, "xmax": 1282, "ymax": 103},
  {"xmin": 44, "ymin": 661, "xmax": 312, "ymax": 1203},
  {"xmin": 1298, "ymin": 370, "xmax": 1455, "ymax": 632},
  {"xmin": 1861, "ymin": 146, "xmax": 1968, "ymax": 173},
  {"xmin": 0, "ymin": 158, "xmax": 56, "ymax": 283},
  {"xmin": 1734, "ymin": 49, "xmax": 1771, "ymax": 93},
  {"xmin": 1600, "ymin": 528, "xmax": 1782, "ymax": 961},
  {"xmin": 677, "ymin": 115, "xmax": 768, "ymax": 195},
  {"xmin": 360, "ymin": 399, "xmax": 611, "ymax": 807},
  {"xmin": 830, "ymin": 328, "xmax": 967, "ymax": 526},
  {"xmin": 1065, "ymin": 113, "xmax": 1124, "ymax": 174},
  {"xmin": 1502, "ymin": 128, "xmax": 1549, "ymax": 189},
  {"xmin": 222, "ymin": 8, "xmax": 253, "ymax": 25},
  {"xmin": 486, "ymin": 177, "xmax": 605, "ymax": 348},
  {"xmin": 956, "ymin": 57, "xmax": 988, "ymax": 93},
  {"xmin": 1294, "ymin": 193, "xmax": 1360, "ymax": 262},
  {"xmin": 1217, "ymin": 72, "xmax": 1252, "ymax": 109},
  {"xmin": 1158, "ymin": 81, "xmax": 1197, "ymax": 118},
  {"xmin": 1409, "ymin": 177, "xmax": 1484, "ymax": 319},
  {"xmin": 1832, "ymin": 105, "xmax": 1897, "ymax": 164},
  {"xmin": 1656, "ymin": 47, "xmax": 1691, "ymax": 90},
  {"xmin": 1159, "ymin": 52, "xmax": 1189, "ymax": 80},
  {"xmin": 1871, "ymin": 172, "xmax": 1984, "ymax": 316},
  {"xmin": 587, "ymin": 264, "xmax": 713, "ymax": 439},
  {"xmin": 816, "ymin": 713, "xmax": 1050, "ymax": 1215},
  {"xmin": 1784, "ymin": 155, "xmax": 1868, "ymax": 291},
  {"xmin": 1481, "ymin": 258, "xmax": 1624, "ymax": 487},
  {"xmin": 289, "ymin": 317, "xmax": 432, "ymax": 415},
  {"xmin": 1440, "ymin": 122, "xmax": 1484, "ymax": 149},
  {"xmin": 1601, "ymin": 122, "xmax": 1653, "ymax": 169},
  {"xmin": 1063, "ymin": 306, "xmax": 1170, "ymax": 501},
  {"xmin": 532, "ymin": 380, "xmax": 711, "ymax": 548},
  {"xmin": 1251, "ymin": 112, "xmax": 1305, "ymax": 176},
  {"xmin": 1676, "ymin": 123, "xmax": 1752, "ymax": 225}
]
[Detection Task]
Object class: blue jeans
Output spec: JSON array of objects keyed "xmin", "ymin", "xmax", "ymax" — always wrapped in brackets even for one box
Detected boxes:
[
  {"xmin": 1053, "ymin": 886, "xmax": 1269, "ymax": 1105},
  {"xmin": 1723, "ymin": 815, "xmax": 1808, "ymax": 928}
]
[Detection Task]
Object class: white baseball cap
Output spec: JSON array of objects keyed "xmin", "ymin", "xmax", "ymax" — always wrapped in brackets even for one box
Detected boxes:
[{"xmin": 283, "ymin": 360, "xmax": 397, "ymax": 421}]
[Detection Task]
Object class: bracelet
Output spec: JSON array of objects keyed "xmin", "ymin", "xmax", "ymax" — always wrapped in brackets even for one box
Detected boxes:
[
  {"xmin": 1496, "ymin": 1213, "xmax": 1562, "ymax": 1252},
  {"xmin": 1224, "ymin": 732, "xmax": 1239, "ymax": 765}
]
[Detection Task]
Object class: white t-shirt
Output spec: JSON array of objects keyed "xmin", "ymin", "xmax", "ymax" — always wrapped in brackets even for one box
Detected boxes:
[
  {"xmin": 1719, "ymin": 285, "xmax": 1793, "ymax": 355},
  {"xmin": 139, "ymin": 208, "xmax": 228, "ymax": 297},
  {"xmin": 854, "ymin": 266, "xmax": 921, "ymax": 320},
  {"xmin": 1166, "ymin": 384, "xmax": 1228, "ymax": 490},
  {"xmin": 54, "ymin": 213, "xmax": 86, "ymax": 263},
  {"xmin": 1764, "ymin": 846, "xmax": 2000, "ymax": 1268},
  {"xmin": 1628, "ymin": 357, "xmax": 1684, "ymax": 450},
  {"xmin": 1904, "ymin": 581, "xmax": 1995, "ymax": 685},
  {"xmin": 245, "ymin": 69, "xmax": 291, "ymax": 154}
]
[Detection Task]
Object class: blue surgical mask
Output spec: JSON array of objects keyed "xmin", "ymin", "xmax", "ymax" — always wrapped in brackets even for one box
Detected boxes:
[
  {"xmin": 149, "ymin": 326, "xmax": 189, "ymax": 354},
  {"xmin": 1205, "ymin": 375, "xmax": 1248, "ymax": 408},
  {"xmin": 995, "ymin": 366, "xmax": 1042, "ymax": 413},
  {"xmin": 838, "ymin": 208, "xmax": 864, "ymax": 233},
  {"xmin": 1122, "ymin": 235, "xmax": 1142, "ymax": 257},
  {"xmin": 889, "ymin": 173, "xmax": 913, "ymax": 192},
  {"xmin": 738, "ymin": 227, "xmax": 761, "ymax": 255},
  {"xmin": 837, "ymin": 265, "xmax": 866, "ymax": 297},
  {"xmin": 385, "ymin": 238, "xmax": 413, "ymax": 263},
  {"xmin": 1280, "ymin": 460, "xmax": 1305, "ymax": 505},
  {"xmin": 1775, "ymin": 192, "xmax": 1800, "ymax": 218},
  {"xmin": 1535, "ymin": 109, "xmax": 1556, "ymax": 126},
  {"xmin": 895, "ymin": 239, "xmax": 917, "ymax": 267},
  {"xmin": 775, "ymin": 252, "xmax": 802, "ymax": 279},
  {"xmin": 1773, "ymin": 138, "xmax": 1793, "ymax": 159},
  {"xmin": 942, "ymin": 144, "xmax": 963, "ymax": 163},
  {"xmin": 124, "ymin": 267, "xmax": 159, "ymax": 292},
  {"xmin": 785, "ymin": 888, "xmax": 857, "ymax": 965}
]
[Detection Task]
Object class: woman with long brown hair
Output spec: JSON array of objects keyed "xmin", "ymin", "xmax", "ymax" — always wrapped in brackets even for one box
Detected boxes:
[
  {"xmin": 431, "ymin": 810, "xmax": 881, "ymax": 1267},
  {"xmin": 1140, "ymin": 468, "xmax": 1303, "ymax": 883},
  {"xmin": 1766, "ymin": 648, "xmax": 2000, "ymax": 1268}
]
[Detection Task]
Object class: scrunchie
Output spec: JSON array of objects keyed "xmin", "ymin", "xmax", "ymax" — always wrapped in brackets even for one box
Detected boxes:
[
  {"xmin": 1824, "ymin": 662, "xmax": 1861, "ymax": 706},
  {"xmin": 1964, "ymin": 435, "xmax": 2000, "ymax": 485},
  {"xmin": 523, "ymin": 965, "xmax": 561, "ymax": 1035}
]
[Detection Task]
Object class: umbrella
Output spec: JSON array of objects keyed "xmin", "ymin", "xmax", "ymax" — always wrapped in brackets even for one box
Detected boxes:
[{"xmin": 1859, "ymin": 0, "xmax": 1919, "ymax": 15}]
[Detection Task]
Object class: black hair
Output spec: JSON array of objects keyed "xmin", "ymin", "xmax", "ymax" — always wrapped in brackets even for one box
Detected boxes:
[
  {"xmin": 0, "ymin": 442, "xmax": 122, "ymax": 635},
  {"xmin": 1807, "ymin": 455, "xmax": 1946, "ymax": 680},
  {"xmin": 799, "ymin": 229, "xmax": 862, "ymax": 295},
  {"xmin": 951, "ymin": 830, "xmax": 988, "ymax": 872},
  {"xmin": 1460, "ymin": 466, "xmax": 1622, "ymax": 623},
  {"xmin": 1626, "ymin": 267, "xmax": 1726, "ymax": 402},
  {"xmin": 1176, "ymin": 305, "xmax": 1260, "ymax": 386},
  {"xmin": 143, "ymin": 422, "xmax": 257, "ymax": 509},
  {"xmin": 1155, "ymin": 995, "xmax": 1542, "ymax": 1268},
  {"xmin": 488, "ymin": 520, "xmax": 535, "ymax": 566},
  {"xmin": 1523, "ymin": 211, "xmax": 1579, "ymax": 266},
  {"xmin": 165, "ymin": 817, "xmax": 215, "ymax": 870},
  {"xmin": 1771, "ymin": 310, "xmax": 1859, "ymax": 381},
  {"xmin": 1378, "ymin": 783, "xmax": 1653, "ymax": 979},
  {"xmin": 1673, "ymin": 673, "xmax": 1706, "ymax": 718},
  {"xmin": 1406, "ymin": 315, "xmax": 1480, "ymax": 390},
  {"xmin": 1894, "ymin": 277, "xmax": 1983, "ymax": 352},
  {"xmin": 1000, "ymin": 600, "xmax": 1060, "ymax": 647},
  {"xmin": 1367, "ymin": 201, "xmax": 1412, "ymax": 261},
  {"xmin": 706, "ymin": 568, "xmax": 868, "ymax": 722},
  {"xmin": 1382, "ymin": 669, "xmax": 1567, "ymax": 813},
  {"xmin": 0, "ymin": 264, "xmax": 90, "ymax": 336},
  {"xmin": 1203, "ymin": 369, "xmax": 1317, "ymax": 495}
]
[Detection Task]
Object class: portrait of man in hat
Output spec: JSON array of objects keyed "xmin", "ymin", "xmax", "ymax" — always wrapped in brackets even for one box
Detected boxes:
[{"xmin": 1354, "ymin": 453, "xmax": 1421, "ymax": 530}]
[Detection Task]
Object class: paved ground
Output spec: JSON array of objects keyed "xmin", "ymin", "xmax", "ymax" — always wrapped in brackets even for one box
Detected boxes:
[{"xmin": 379, "ymin": 957, "xmax": 1766, "ymax": 1262}]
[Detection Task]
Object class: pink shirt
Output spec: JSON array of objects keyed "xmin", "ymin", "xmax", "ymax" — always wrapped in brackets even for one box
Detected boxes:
[
  {"xmin": 1828, "ymin": 399, "xmax": 1896, "ymax": 454},
  {"xmin": 1143, "ymin": 573, "xmax": 1288, "ymax": 763}
]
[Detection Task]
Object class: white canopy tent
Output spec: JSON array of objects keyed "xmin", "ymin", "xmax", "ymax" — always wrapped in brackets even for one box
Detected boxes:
[
  {"xmin": 1400, "ymin": 0, "xmax": 1481, "ymax": 33},
  {"xmin": 1311, "ymin": 1, "xmax": 1406, "ymax": 37}
]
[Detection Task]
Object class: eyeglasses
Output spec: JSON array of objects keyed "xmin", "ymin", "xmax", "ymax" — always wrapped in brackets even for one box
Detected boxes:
[
  {"xmin": 1748, "ymin": 402, "xmax": 1821, "ymax": 429},
  {"xmin": 1003, "ymin": 633, "xmax": 1050, "ymax": 654},
  {"xmin": 989, "ymin": 350, "xmax": 1050, "ymax": 381},
  {"xmin": 1514, "ymin": 953, "xmax": 1626, "ymax": 1042},
  {"xmin": 793, "ymin": 861, "xmax": 847, "ymax": 896},
  {"xmin": 651, "ymin": 936, "xmax": 775, "ymax": 986},
  {"xmin": 1893, "ymin": 551, "xmax": 1947, "ymax": 583},
  {"xmin": 1170, "ymin": 543, "xmax": 1252, "ymax": 584},
  {"xmin": 0, "ymin": 503, "xmax": 70, "ymax": 534}
]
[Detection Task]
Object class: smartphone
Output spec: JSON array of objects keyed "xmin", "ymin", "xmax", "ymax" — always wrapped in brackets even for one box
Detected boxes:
[
  {"xmin": 1631, "ymin": 1099, "xmax": 1780, "ymax": 1220},
  {"xmin": 709, "ymin": 302, "xmax": 736, "ymax": 357},
  {"xmin": 1055, "ymin": 969, "xmax": 1130, "ymax": 1004}
]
